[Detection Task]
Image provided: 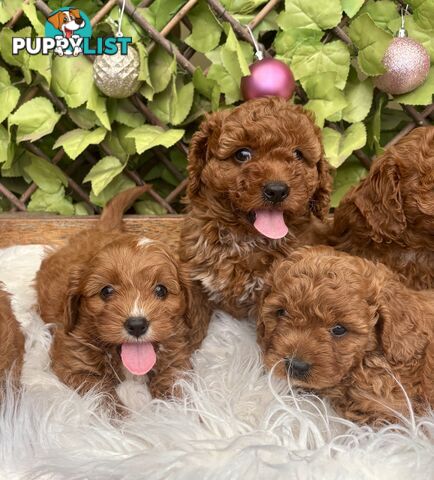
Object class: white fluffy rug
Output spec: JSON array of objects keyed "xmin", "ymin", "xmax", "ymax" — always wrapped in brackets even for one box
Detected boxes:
[{"xmin": 0, "ymin": 245, "xmax": 433, "ymax": 480}]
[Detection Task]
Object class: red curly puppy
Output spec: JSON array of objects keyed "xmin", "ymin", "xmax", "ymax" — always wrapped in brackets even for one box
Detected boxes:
[
  {"xmin": 0, "ymin": 286, "xmax": 24, "ymax": 383},
  {"xmin": 331, "ymin": 126, "xmax": 434, "ymax": 290},
  {"xmin": 258, "ymin": 246, "xmax": 434, "ymax": 425},
  {"xmin": 36, "ymin": 186, "xmax": 194, "ymax": 409},
  {"xmin": 180, "ymin": 97, "xmax": 332, "ymax": 340}
]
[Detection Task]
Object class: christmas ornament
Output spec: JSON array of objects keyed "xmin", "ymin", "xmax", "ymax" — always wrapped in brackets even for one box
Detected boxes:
[
  {"xmin": 374, "ymin": 6, "xmax": 430, "ymax": 95},
  {"xmin": 241, "ymin": 26, "xmax": 295, "ymax": 100},
  {"xmin": 93, "ymin": 0, "xmax": 141, "ymax": 98}
]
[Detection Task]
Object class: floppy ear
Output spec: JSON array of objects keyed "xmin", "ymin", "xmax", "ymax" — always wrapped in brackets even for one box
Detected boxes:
[
  {"xmin": 70, "ymin": 9, "xmax": 81, "ymax": 19},
  {"xmin": 369, "ymin": 269, "xmax": 427, "ymax": 363},
  {"xmin": 354, "ymin": 154, "xmax": 407, "ymax": 241},
  {"xmin": 309, "ymin": 154, "xmax": 332, "ymax": 220},
  {"xmin": 63, "ymin": 267, "xmax": 82, "ymax": 334},
  {"xmin": 48, "ymin": 12, "xmax": 63, "ymax": 30},
  {"xmin": 187, "ymin": 110, "xmax": 229, "ymax": 199}
]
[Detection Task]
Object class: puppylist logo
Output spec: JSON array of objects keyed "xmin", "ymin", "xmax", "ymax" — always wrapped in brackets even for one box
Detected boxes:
[{"xmin": 12, "ymin": 7, "xmax": 132, "ymax": 57}]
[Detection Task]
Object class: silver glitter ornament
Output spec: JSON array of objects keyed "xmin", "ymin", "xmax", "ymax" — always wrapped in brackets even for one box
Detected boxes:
[
  {"xmin": 93, "ymin": 45, "xmax": 141, "ymax": 99},
  {"xmin": 374, "ymin": 8, "xmax": 430, "ymax": 96}
]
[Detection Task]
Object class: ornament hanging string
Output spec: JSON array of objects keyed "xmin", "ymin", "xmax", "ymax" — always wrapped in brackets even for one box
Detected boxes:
[
  {"xmin": 245, "ymin": 25, "xmax": 263, "ymax": 61},
  {"xmin": 117, "ymin": 0, "xmax": 126, "ymax": 38},
  {"xmin": 398, "ymin": 4, "xmax": 409, "ymax": 37}
]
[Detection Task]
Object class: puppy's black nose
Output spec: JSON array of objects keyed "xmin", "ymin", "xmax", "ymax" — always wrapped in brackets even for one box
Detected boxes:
[
  {"xmin": 124, "ymin": 317, "xmax": 149, "ymax": 338},
  {"xmin": 285, "ymin": 357, "xmax": 311, "ymax": 378},
  {"xmin": 75, "ymin": 17, "xmax": 84, "ymax": 25},
  {"xmin": 263, "ymin": 182, "xmax": 289, "ymax": 204}
]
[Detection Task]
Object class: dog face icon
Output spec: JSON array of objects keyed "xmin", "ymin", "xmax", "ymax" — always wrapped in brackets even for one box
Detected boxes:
[{"xmin": 48, "ymin": 8, "xmax": 85, "ymax": 39}]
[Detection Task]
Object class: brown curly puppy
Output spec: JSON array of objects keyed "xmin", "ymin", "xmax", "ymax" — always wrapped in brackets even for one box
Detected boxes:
[
  {"xmin": 36, "ymin": 186, "xmax": 194, "ymax": 409},
  {"xmin": 180, "ymin": 97, "xmax": 332, "ymax": 340},
  {"xmin": 258, "ymin": 246, "xmax": 434, "ymax": 425},
  {"xmin": 0, "ymin": 286, "xmax": 24, "ymax": 382},
  {"xmin": 330, "ymin": 126, "xmax": 434, "ymax": 290}
]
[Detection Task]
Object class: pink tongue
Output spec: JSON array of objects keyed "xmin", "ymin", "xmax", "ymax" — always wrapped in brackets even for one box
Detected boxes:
[
  {"xmin": 121, "ymin": 343, "xmax": 156, "ymax": 375},
  {"xmin": 253, "ymin": 209, "xmax": 288, "ymax": 239},
  {"xmin": 65, "ymin": 29, "xmax": 72, "ymax": 38}
]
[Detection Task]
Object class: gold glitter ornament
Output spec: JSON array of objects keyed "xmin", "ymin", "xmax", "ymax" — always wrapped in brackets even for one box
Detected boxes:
[
  {"xmin": 93, "ymin": 45, "xmax": 141, "ymax": 98},
  {"xmin": 374, "ymin": 7, "xmax": 430, "ymax": 96}
]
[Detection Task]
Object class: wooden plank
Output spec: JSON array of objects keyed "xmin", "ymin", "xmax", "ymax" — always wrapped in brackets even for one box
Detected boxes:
[{"xmin": 0, "ymin": 214, "xmax": 184, "ymax": 249}]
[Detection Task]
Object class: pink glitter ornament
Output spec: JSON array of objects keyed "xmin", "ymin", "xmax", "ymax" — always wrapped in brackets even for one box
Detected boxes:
[
  {"xmin": 241, "ymin": 26, "xmax": 295, "ymax": 101},
  {"xmin": 374, "ymin": 8, "xmax": 430, "ymax": 95}
]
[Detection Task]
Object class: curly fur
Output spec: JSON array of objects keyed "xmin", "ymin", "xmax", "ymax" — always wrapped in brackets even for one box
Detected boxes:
[
  {"xmin": 258, "ymin": 246, "xmax": 434, "ymax": 425},
  {"xmin": 0, "ymin": 285, "xmax": 24, "ymax": 382},
  {"xmin": 35, "ymin": 187, "xmax": 194, "ymax": 411},
  {"xmin": 180, "ymin": 97, "xmax": 332, "ymax": 340},
  {"xmin": 330, "ymin": 126, "xmax": 434, "ymax": 290}
]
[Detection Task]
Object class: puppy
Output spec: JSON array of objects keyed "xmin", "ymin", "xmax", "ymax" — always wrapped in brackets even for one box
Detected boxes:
[
  {"xmin": 330, "ymin": 126, "xmax": 434, "ymax": 290},
  {"xmin": 258, "ymin": 246, "xmax": 434, "ymax": 425},
  {"xmin": 0, "ymin": 285, "xmax": 24, "ymax": 382},
  {"xmin": 180, "ymin": 97, "xmax": 332, "ymax": 341},
  {"xmin": 36, "ymin": 186, "xmax": 194, "ymax": 409},
  {"xmin": 48, "ymin": 8, "xmax": 85, "ymax": 56}
]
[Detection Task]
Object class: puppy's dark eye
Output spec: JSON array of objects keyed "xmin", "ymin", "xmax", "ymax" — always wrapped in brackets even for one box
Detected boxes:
[
  {"xmin": 63, "ymin": 17, "xmax": 68, "ymax": 22},
  {"xmin": 154, "ymin": 284, "xmax": 168, "ymax": 299},
  {"xmin": 276, "ymin": 308, "xmax": 287, "ymax": 317},
  {"xmin": 234, "ymin": 148, "xmax": 252, "ymax": 163},
  {"xmin": 294, "ymin": 149, "xmax": 304, "ymax": 161},
  {"xmin": 100, "ymin": 285, "xmax": 114, "ymax": 300},
  {"xmin": 330, "ymin": 325, "xmax": 347, "ymax": 337}
]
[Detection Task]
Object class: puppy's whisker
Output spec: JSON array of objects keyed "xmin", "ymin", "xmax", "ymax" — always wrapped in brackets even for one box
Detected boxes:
[{"xmin": 68, "ymin": 332, "xmax": 104, "ymax": 353}]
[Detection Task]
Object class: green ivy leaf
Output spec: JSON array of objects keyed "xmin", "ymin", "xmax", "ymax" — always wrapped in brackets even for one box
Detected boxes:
[
  {"xmin": 302, "ymin": 73, "xmax": 347, "ymax": 127},
  {"xmin": 185, "ymin": 1, "xmax": 222, "ymax": 53},
  {"xmin": 52, "ymin": 55, "xmax": 94, "ymax": 108},
  {"xmin": 107, "ymin": 98, "xmax": 143, "ymax": 128},
  {"xmin": 22, "ymin": 1, "xmax": 45, "ymax": 36},
  {"xmin": 83, "ymin": 155, "xmax": 126, "ymax": 196},
  {"xmin": 150, "ymin": 79, "xmax": 194, "ymax": 126},
  {"xmin": 103, "ymin": 125, "xmax": 137, "ymax": 163},
  {"xmin": 134, "ymin": 200, "xmax": 166, "ymax": 215},
  {"xmin": 410, "ymin": 0, "xmax": 434, "ymax": 31},
  {"xmin": 148, "ymin": 46, "xmax": 176, "ymax": 96},
  {"xmin": 221, "ymin": 27, "xmax": 251, "ymax": 80},
  {"xmin": 220, "ymin": 0, "xmax": 267, "ymax": 14},
  {"xmin": 207, "ymin": 64, "xmax": 241, "ymax": 105},
  {"xmin": 193, "ymin": 68, "xmax": 221, "ymax": 111},
  {"xmin": 87, "ymin": 86, "xmax": 111, "ymax": 131},
  {"xmin": 144, "ymin": 0, "xmax": 186, "ymax": 31},
  {"xmin": 90, "ymin": 175, "xmax": 135, "ymax": 207},
  {"xmin": 291, "ymin": 40, "xmax": 350, "ymax": 90},
  {"xmin": 323, "ymin": 123, "xmax": 367, "ymax": 168},
  {"xmin": 274, "ymin": 29, "xmax": 323, "ymax": 61},
  {"xmin": 28, "ymin": 52, "xmax": 52, "ymax": 85},
  {"xmin": 136, "ymin": 43, "xmax": 152, "ymax": 84},
  {"xmin": 342, "ymin": 68, "xmax": 374, "ymax": 123},
  {"xmin": 367, "ymin": 94, "xmax": 387, "ymax": 154},
  {"xmin": 28, "ymin": 186, "xmax": 74, "ymax": 215},
  {"xmin": 0, "ymin": 0, "xmax": 22, "ymax": 23},
  {"xmin": 278, "ymin": 0, "xmax": 342, "ymax": 31},
  {"xmin": 331, "ymin": 158, "xmax": 368, "ymax": 207},
  {"xmin": 0, "ymin": 27, "xmax": 32, "ymax": 83},
  {"xmin": 22, "ymin": 154, "xmax": 67, "ymax": 194},
  {"xmin": 0, "ymin": 125, "xmax": 14, "ymax": 166},
  {"xmin": 0, "ymin": 67, "xmax": 20, "ymax": 123},
  {"xmin": 341, "ymin": 0, "xmax": 365, "ymax": 18},
  {"xmin": 395, "ymin": 66, "xmax": 434, "ymax": 105},
  {"xmin": 8, "ymin": 97, "xmax": 61, "ymax": 143},
  {"xmin": 348, "ymin": 13, "xmax": 392, "ymax": 76},
  {"xmin": 126, "ymin": 125, "xmax": 184, "ymax": 154},
  {"xmin": 68, "ymin": 107, "xmax": 99, "ymax": 130},
  {"xmin": 53, "ymin": 127, "xmax": 107, "ymax": 160},
  {"xmin": 360, "ymin": 0, "xmax": 400, "ymax": 32}
]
